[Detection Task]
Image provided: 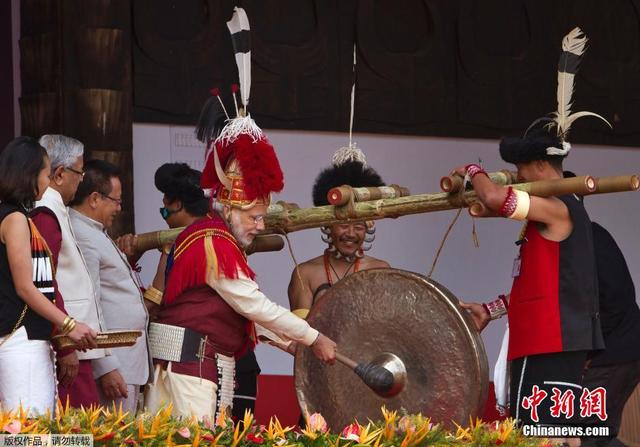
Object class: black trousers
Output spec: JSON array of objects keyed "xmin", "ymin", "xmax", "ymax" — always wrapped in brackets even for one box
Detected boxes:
[
  {"xmin": 580, "ymin": 359, "xmax": 640, "ymax": 446},
  {"xmin": 232, "ymin": 351, "xmax": 260, "ymax": 420},
  {"xmin": 510, "ymin": 350, "xmax": 588, "ymax": 426},
  {"xmin": 232, "ymin": 369, "xmax": 259, "ymax": 420}
]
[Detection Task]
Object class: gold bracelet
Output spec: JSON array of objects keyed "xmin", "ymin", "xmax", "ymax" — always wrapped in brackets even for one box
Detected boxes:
[
  {"xmin": 61, "ymin": 316, "xmax": 72, "ymax": 331},
  {"xmin": 61, "ymin": 317, "xmax": 76, "ymax": 335},
  {"xmin": 292, "ymin": 308, "xmax": 310, "ymax": 320},
  {"xmin": 65, "ymin": 320, "xmax": 76, "ymax": 335},
  {"xmin": 144, "ymin": 286, "xmax": 164, "ymax": 305},
  {"xmin": 62, "ymin": 319, "xmax": 75, "ymax": 335}
]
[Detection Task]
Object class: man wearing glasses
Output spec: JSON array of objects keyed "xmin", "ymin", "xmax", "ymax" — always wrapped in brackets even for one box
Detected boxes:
[
  {"xmin": 145, "ymin": 129, "xmax": 337, "ymax": 420},
  {"xmin": 69, "ymin": 159, "xmax": 152, "ymax": 412},
  {"xmin": 32, "ymin": 135, "xmax": 107, "ymax": 408}
]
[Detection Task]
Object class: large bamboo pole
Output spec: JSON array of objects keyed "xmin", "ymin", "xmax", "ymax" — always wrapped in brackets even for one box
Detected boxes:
[
  {"xmin": 440, "ymin": 170, "xmax": 517, "ymax": 192},
  {"xmin": 263, "ymin": 175, "xmax": 603, "ymax": 233},
  {"xmin": 328, "ymin": 185, "xmax": 411, "ymax": 206},
  {"xmin": 469, "ymin": 174, "xmax": 640, "ymax": 217},
  {"xmin": 132, "ymin": 174, "xmax": 639, "ymax": 252},
  {"xmin": 134, "ymin": 232, "xmax": 284, "ymax": 256}
]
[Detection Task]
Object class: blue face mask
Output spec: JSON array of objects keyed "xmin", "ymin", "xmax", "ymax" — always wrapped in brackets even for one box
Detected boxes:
[{"xmin": 159, "ymin": 207, "xmax": 178, "ymax": 220}]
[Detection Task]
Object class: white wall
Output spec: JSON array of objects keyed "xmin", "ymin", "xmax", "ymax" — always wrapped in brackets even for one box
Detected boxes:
[{"xmin": 133, "ymin": 123, "xmax": 640, "ymax": 376}]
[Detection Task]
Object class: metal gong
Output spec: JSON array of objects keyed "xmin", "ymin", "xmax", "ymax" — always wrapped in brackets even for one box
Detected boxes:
[{"xmin": 294, "ymin": 268, "xmax": 489, "ymax": 430}]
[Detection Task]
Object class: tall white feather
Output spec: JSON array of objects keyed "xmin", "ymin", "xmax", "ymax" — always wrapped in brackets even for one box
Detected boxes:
[
  {"xmin": 227, "ymin": 7, "xmax": 252, "ymax": 110},
  {"xmin": 552, "ymin": 27, "xmax": 612, "ymax": 142},
  {"xmin": 554, "ymin": 27, "xmax": 587, "ymax": 137}
]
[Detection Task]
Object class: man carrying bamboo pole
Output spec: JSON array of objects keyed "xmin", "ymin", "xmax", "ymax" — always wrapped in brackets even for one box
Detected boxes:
[
  {"xmin": 458, "ymin": 28, "xmax": 612, "ymax": 436},
  {"xmin": 288, "ymin": 147, "xmax": 390, "ymax": 319}
]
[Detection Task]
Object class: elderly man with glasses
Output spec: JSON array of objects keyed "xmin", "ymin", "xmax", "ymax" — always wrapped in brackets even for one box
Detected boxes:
[{"xmin": 31, "ymin": 134, "xmax": 107, "ymax": 408}]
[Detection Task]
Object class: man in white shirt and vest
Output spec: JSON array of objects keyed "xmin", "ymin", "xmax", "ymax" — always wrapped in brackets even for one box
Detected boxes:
[{"xmin": 32, "ymin": 134, "xmax": 107, "ymax": 407}]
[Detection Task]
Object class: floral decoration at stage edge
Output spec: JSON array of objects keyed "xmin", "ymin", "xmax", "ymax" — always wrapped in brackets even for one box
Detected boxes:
[{"xmin": 0, "ymin": 402, "xmax": 558, "ymax": 446}]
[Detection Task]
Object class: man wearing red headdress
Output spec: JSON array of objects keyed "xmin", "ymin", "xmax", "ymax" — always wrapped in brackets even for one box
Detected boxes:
[{"xmin": 144, "ymin": 111, "xmax": 337, "ymax": 421}]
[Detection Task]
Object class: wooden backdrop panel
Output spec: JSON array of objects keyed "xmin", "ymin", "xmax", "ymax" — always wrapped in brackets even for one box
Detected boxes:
[
  {"xmin": 20, "ymin": 0, "xmax": 134, "ymax": 235},
  {"xmin": 131, "ymin": 0, "xmax": 640, "ymax": 147}
]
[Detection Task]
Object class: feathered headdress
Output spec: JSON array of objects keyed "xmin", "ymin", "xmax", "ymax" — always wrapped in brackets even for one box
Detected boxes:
[
  {"xmin": 196, "ymin": 7, "xmax": 283, "ymax": 209},
  {"xmin": 501, "ymin": 27, "xmax": 611, "ymax": 164},
  {"xmin": 312, "ymin": 44, "xmax": 385, "ymax": 206},
  {"xmin": 313, "ymin": 147, "xmax": 385, "ymax": 206}
]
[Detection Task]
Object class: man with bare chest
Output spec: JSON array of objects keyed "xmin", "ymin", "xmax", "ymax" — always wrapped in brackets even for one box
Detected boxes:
[{"xmin": 288, "ymin": 148, "xmax": 389, "ymax": 318}]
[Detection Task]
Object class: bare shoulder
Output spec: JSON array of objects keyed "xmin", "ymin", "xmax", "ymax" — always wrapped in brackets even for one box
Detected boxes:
[
  {"xmin": 0, "ymin": 211, "xmax": 28, "ymax": 240},
  {"xmin": 290, "ymin": 255, "xmax": 324, "ymax": 279},
  {"xmin": 299, "ymin": 255, "xmax": 325, "ymax": 269},
  {"xmin": 361, "ymin": 255, "xmax": 391, "ymax": 270}
]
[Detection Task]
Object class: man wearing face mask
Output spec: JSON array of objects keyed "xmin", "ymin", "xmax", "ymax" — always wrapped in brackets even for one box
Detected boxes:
[
  {"xmin": 119, "ymin": 162, "xmax": 263, "ymax": 420},
  {"xmin": 144, "ymin": 101, "xmax": 337, "ymax": 420},
  {"xmin": 118, "ymin": 163, "xmax": 211, "ymax": 316},
  {"xmin": 288, "ymin": 148, "xmax": 390, "ymax": 319}
]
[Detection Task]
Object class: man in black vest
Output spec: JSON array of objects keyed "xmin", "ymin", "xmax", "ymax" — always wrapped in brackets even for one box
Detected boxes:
[{"xmin": 565, "ymin": 171, "xmax": 640, "ymax": 446}]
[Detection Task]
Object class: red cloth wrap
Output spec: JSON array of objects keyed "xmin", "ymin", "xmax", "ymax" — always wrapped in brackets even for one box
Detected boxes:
[{"xmin": 157, "ymin": 215, "xmax": 258, "ymax": 382}]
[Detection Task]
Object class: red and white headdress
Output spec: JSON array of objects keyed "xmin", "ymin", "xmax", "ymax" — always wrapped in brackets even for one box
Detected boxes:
[{"xmin": 197, "ymin": 7, "xmax": 283, "ymax": 209}]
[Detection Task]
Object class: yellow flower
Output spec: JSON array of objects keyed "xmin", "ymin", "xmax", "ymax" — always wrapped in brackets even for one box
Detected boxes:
[
  {"xmin": 453, "ymin": 421, "xmax": 472, "ymax": 441},
  {"xmin": 356, "ymin": 423, "xmax": 383, "ymax": 445},
  {"xmin": 497, "ymin": 418, "xmax": 516, "ymax": 442},
  {"xmin": 230, "ymin": 411, "xmax": 252, "ymax": 447},
  {"xmin": 265, "ymin": 416, "xmax": 293, "ymax": 440},
  {"xmin": 216, "ymin": 407, "xmax": 228, "ymax": 428},
  {"xmin": 381, "ymin": 406, "xmax": 398, "ymax": 441}
]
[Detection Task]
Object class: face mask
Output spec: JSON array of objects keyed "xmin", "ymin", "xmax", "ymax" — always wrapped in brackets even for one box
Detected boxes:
[{"xmin": 159, "ymin": 207, "xmax": 178, "ymax": 220}]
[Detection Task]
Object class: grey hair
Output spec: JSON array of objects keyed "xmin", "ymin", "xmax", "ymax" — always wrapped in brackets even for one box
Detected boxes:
[{"xmin": 38, "ymin": 134, "xmax": 84, "ymax": 169}]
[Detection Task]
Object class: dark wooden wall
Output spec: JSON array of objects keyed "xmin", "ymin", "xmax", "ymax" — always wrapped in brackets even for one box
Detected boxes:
[
  {"xmin": 20, "ymin": 0, "xmax": 133, "ymax": 235},
  {"xmin": 0, "ymin": 1, "xmax": 15, "ymax": 147},
  {"xmin": 133, "ymin": 0, "xmax": 640, "ymax": 147}
]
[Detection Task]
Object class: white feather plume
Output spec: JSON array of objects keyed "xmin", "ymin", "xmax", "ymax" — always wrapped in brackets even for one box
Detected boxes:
[
  {"xmin": 554, "ymin": 27, "xmax": 587, "ymax": 137},
  {"xmin": 227, "ymin": 7, "xmax": 251, "ymax": 110},
  {"xmin": 331, "ymin": 145, "xmax": 367, "ymax": 167},
  {"xmin": 553, "ymin": 27, "xmax": 611, "ymax": 138}
]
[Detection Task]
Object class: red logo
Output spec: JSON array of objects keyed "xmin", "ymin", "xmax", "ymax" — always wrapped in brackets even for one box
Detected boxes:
[
  {"xmin": 549, "ymin": 387, "xmax": 575, "ymax": 419},
  {"xmin": 521, "ymin": 385, "xmax": 608, "ymax": 423},
  {"xmin": 521, "ymin": 385, "xmax": 548, "ymax": 423},
  {"xmin": 579, "ymin": 387, "xmax": 608, "ymax": 421}
]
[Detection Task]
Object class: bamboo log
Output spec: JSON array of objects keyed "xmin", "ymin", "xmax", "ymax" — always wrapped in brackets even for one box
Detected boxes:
[
  {"xmin": 245, "ymin": 235, "xmax": 285, "ymax": 255},
  {"xmin": 588, "ymin": 174, "xmax": 640, "ymax": 195},
  {"xmin": 265, "ymin": 175, "xmax": 603, "ymax": 233},
  {"xmin": 133, "ymin": 231, "xmax": 284, "ymax": 256},
  {"xmin": 512, "ymin": 175, "xmax": 596, "ymax": 196},
  {"xmin": 131, "ymin": 174, "xmax": 639, "ymax": 246},
  {"xmin": 328, "ymin": 184, "xmax": 411, "ymax": 206},
  {"xmin": 468, "ymin": 202, "xmax": 496, "ymax": 218},
  {"xmin": 469, "ymin": 174, "xmax": 640, "ymax": 217},
  {"xmin": 440, "ymin": 170, "xmax": 517, "ymax": 192},
  {"xmin": 135, "ymin": 228, "xmax": 182, "ymax": 253}
]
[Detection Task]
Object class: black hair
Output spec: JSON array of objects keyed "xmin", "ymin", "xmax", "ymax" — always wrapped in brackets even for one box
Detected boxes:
[
  {"xmin": 0, "ymin": 136, "xmax": 48, "ymax": 209},
  {"xmin": 70, "ymin": 159, "xmax": 121, "ymax": 206},
  {"xmin": 312, "ymin": 161, "xmax": 385, "ymax": 206},
  {"xmin": 499, "ymin": 128, "xmax": 566, "ymax": 166},
  {"xmin": 154, "ymin": 163, "xmax": 208, "ymax": 217}
]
